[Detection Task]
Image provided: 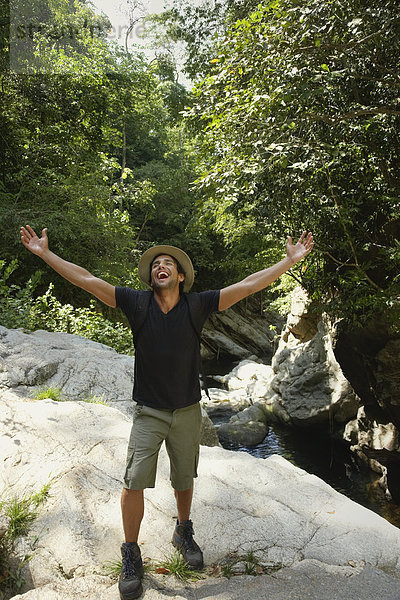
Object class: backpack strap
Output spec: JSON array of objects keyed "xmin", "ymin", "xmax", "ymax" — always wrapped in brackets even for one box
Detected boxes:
[
  {"xmin": 132, "ymin": 290, "xmax": 153, "ymax": 346},
  {"xmin": 184, "ymin": 293, "xmax": 211, "ymax": 400}
]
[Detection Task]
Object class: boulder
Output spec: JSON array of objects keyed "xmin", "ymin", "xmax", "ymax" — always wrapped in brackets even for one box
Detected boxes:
[
  {"xmin": 344, "ymin": 406, "xmax": 400, "ymax": 502},
  {"xmin": 217, "ymin": 403, "xmax": 268, "ymax": 446},
  {"xmin": 333, "ymin": 321, "xmax": 400, "ymax": 502},
  {"xmin": 201, "ymin": 387, "xmax": 251, "ymax": 416},
  {"xmin": 202, "ymin": 297, "xmax": 283, "ymax": 362},
  {"xmin": 200, "ymin": 406, "xmax": 220, "ymax": 447},
  {"xmin": 213, "ymin": 359, "xmax": 274, "ymax": 395},
  {"xmin": 264, "ymin": 290, "xmax": 360, "ymax": 427},
  {"xmin": 0, "ymin": 326, "xmax": 133, "ymax": 403},
  {"xmin": 0, "ymin": 326, "xmax": 217, "ymax": 448},
  {"xmin": 3, "ymin": 389, "xmax": 400, "ymax": 598}
]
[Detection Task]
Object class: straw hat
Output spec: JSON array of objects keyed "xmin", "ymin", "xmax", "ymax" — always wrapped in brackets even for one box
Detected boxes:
[{"xmin": 138, "ymin": 245, "xmax": 194, "ymax": 292}]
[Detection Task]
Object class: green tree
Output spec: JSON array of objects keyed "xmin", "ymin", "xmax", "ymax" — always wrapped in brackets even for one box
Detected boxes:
[
  {"xmin": 1, "ymin": 0, "xmax": 225, "ymax": 319},
  {"xmin": 187, "ymin": 0, "xmax": 400, "ymax": 327},
  {"xmin": 1, "ymin": 0, "xmax": 185, "ymax": 303},
  {"xmin": 154, "ymin": 0, "xmax": 261, "ymax": 81}
]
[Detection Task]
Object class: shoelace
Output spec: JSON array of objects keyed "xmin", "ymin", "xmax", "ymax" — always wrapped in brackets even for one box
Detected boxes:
[
  {"xmin": 122, "ymin": 547, "xmax": 140, "ymax": 578},
  {"xmin": 182, "ymin": 524, "xmax": 198, "ymax": 551}
]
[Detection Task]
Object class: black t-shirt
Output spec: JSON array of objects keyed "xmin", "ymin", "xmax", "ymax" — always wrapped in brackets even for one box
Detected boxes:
[{"xmin": 115, "ymin": 288, "xmax": 220, "ymax": 409}]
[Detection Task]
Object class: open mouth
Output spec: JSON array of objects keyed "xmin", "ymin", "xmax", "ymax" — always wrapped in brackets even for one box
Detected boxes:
[{"xmin": 157, "ymin": 271, "xmax": 169, "ymax": 280}]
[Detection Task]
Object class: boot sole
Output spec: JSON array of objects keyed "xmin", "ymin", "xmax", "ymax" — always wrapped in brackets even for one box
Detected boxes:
[{"xmin": 119, "ymin": 582, "xmax": 143, "ymax": 600}]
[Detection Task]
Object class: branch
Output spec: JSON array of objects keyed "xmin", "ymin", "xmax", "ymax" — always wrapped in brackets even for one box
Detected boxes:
[
  {"xmin": 287, "ymin": 270, "xmax": 304, "ymax": 287},
  {"xmin": 308, "ymin": 107, "xmax": 400, "ymax": 124},
  {"xmin": 323, "ymin": 251, "xmax": 357, "ymax": 268},
  {"xmin": 297, "ymin": 26, "xmax": 387, "ymax": 53}
]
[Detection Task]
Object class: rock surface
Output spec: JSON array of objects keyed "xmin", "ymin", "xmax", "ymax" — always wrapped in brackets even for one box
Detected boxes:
[
  {"xmin": 0, "ymin": 326, "xmax": 217, "ymax": 447},
  {"xmin": 202, "ymin": 297, "xmax": 283, "ymax": 362},
  {"xmin": 2, "ymin": 390, "xmax": 400, "ymax": 599},
  {"xmin": 201, "ymin": 387, "xmax": 251, "ymax": 416},
  {"xmin": 0, "ymin": 326, "xmax": 134, "ymax": 404},
  {"xmin": 264, "ymin": 290, "xmax": 360, "ymax": 427},
  {"xmin": 9, "ymin": 560, "xmax": 400, "ymax": 600},
  {"xmin": 217, "ymin": 403, "xmax": 268, "ymax": 446},
  {"xmin": 213, "ymin": 359, "xmax": 274, "ymax": 395}
]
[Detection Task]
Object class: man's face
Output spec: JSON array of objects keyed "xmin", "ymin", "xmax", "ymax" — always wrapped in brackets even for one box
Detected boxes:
[{"xmin": 150, "ymin": 254, "xmax": 185, "ymax": 291}]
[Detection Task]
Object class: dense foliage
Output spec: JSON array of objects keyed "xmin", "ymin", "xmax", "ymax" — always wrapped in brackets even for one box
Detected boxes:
[
  {"xmin": 187, "ymin": 0, "xmax": 400, "ymax": 327},
  {"xmin": 0, "ymin": 0, "xmax": 223, "ymax": 312},
  {"xmin": 1, "ymin": 0, "xmax": 399, "ymax": 339},
  {"xmin": 0, "ymin": 260, "xmax": 133, "ymax": 353}
]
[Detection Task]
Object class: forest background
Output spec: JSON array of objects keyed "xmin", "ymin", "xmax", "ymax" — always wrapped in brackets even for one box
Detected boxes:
[{"xmin": 1, "ymin": 0, "xmax": 399, "ymax": 353}]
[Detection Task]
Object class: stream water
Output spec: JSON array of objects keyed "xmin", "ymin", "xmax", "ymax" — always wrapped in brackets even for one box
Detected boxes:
[{"xmin": 205, "ymin": 363, "xmax": 400, "ymax": 529}]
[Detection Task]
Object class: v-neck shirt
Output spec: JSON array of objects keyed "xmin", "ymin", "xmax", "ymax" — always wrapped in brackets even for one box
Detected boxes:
[{"xmin": 115, "ymin": 288, "xmax": 220, "ymax": 409}]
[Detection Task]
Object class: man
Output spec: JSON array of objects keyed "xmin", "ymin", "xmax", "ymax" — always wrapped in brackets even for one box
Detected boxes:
[{"xmin": 20, "ymin": 225, "xmax": 314, "ymax": 600}]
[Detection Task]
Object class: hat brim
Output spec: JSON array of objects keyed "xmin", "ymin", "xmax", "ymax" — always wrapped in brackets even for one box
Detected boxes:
[{"xmin": 138, "ymin": 245, "xmax": 194, "ymax": 293}]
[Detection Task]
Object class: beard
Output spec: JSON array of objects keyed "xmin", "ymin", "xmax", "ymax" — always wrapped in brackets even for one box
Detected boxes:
[{"xmin": 151, "ymin": 273, "xmax": 179, "ymax": 291}]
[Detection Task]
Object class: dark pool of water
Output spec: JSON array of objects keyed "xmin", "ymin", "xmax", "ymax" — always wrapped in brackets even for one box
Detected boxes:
[{"xmin": 210, "ymin": 415, "xmax": 400, "ymax": 529}]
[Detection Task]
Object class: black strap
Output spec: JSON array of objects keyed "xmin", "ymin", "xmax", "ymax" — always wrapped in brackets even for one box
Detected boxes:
[
  {"xmin": 183, "ymin": 294, "xmax": 211, "ymax": 401},
  {"xmin": 131, "ymin": 290, "xmax": 153, "ymax": 346}
]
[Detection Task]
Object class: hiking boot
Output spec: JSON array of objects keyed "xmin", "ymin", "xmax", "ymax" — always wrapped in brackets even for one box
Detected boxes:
[
  {"xmin": 118, "ymin": 542, "xmax": 144, "ymax": 600},
  {"xmin": 172, "ymin": 519, "xmax": 204, "ymax": 570}
]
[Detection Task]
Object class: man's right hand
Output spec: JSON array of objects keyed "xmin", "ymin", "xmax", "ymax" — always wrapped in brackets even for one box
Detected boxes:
[
  {"xmin": 19, "ymin": 225, "xmax": 116, "ymax": 307},
  {"xmin": 20, "ymin": 225, "xmax": 49, "ymax": 257}
]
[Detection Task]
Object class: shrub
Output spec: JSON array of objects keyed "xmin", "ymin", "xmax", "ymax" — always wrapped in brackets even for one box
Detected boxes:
[
  {"xmin": 0, "ymin": 261, "xmax": 133, "ymax": 355},
  {"xmin": 0, "ymin": 483, "xmax": 50, "ymax": 597}
]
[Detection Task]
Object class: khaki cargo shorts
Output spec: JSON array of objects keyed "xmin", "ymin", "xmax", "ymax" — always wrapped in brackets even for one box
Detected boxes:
[{"xmin": 123, "ymin": 401, "xmax": 202, "ymax": 491}]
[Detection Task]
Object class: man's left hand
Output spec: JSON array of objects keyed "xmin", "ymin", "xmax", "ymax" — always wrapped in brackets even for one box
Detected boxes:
[{"xmin": 286, "ymin": 231, "xmax": 314, "ymax": 265}]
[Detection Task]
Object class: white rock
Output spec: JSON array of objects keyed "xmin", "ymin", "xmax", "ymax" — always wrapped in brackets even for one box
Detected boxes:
[
  {"xmin": 266, "ymin": 314, "xmax": 360, "ymax": 426},
  {"xmin": 201, "ymin": 387, "xmax": 251, "ymax": 415},
  {"xmin": 2, "ymin": 390, "xmax": 400, "ymax": 600},
  {"xmin": 0, "ymin": 326, "xmax": 134, "ymax": 402},
  {"xmin": 214, "ymin": 360, "xmax": 274, "ymax": 394}
]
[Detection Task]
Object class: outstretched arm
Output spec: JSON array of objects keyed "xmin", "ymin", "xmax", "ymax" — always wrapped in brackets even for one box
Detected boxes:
[
  {"xmin": 20, "ymin": 225, "xmax": 116, "ymax": 307},
  {"xmin": 219, "ymin": 231, "xmax": 314, "ymax": 311}
]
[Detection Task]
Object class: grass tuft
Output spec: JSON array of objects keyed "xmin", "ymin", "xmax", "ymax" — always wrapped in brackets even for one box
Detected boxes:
[
  {"xmin": 210, "ymin": 549, "xmax": 273, "ymax": 578},
  {"xmin": 0, "ymin": 482, "xmax": 50, "ymax": 596},
  {"xmin": 156, "ymin": 550, "xmax": 205, "ymax": 581},
  {"xmin": 81, "ymin": 394, "xmax": 108, "ymax": 406},
  {"xmin": 32, "ymin": 387, "xmax": 64, "ymax": 402}
]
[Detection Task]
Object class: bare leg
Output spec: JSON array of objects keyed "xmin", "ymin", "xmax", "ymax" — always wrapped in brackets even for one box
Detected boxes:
[
  {"xmin": 174, "ymin": 486, "xmax": 193, "ymax": 522},
  {"xmin": 172, "ymin": 486, "xmax": 203, "ymax": 569},
  {"xmin": 121, "ymin": 488, "xmax": 144, "ymax": 542}
]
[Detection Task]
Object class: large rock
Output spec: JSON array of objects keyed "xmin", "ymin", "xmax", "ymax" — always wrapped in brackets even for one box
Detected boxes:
[
  {"xmin": 202, "ymin": 297, "xmax": 283, "ymax": 362},
  {"xmin": 201, "ymin": 360, "xmax": 274, "ymax": 418},
  {"xmin": 264, "ymin": 290, "xmax": 360, "ymax": 427},
  {"xmin": 213, "ymin": 359, "xmax": 274, "ymax": 395},
  {"xmin": 344, "ymin": 406, "xmax": 400, "ymax": 502},
  {"xmin": 201, "ymin": 387, "xmax": 251, "ymax": 416},
  {"xmin": 333, "ymin": 320, "xmax": 400, "ymax": 502},
  {"xmin": 2, "ymin": 392, "xmax": 400, "ymax": 600},
  {"xmin": 0, "ymin": 326, "xmax": 217, "ymax": 447},
  {"xmin": 0, "ymin": 326, "xmax": 134, "ymax": 403},
  {"xmin": 217, "ymin": 403, "xmax": 269, "ymax": 446}
]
